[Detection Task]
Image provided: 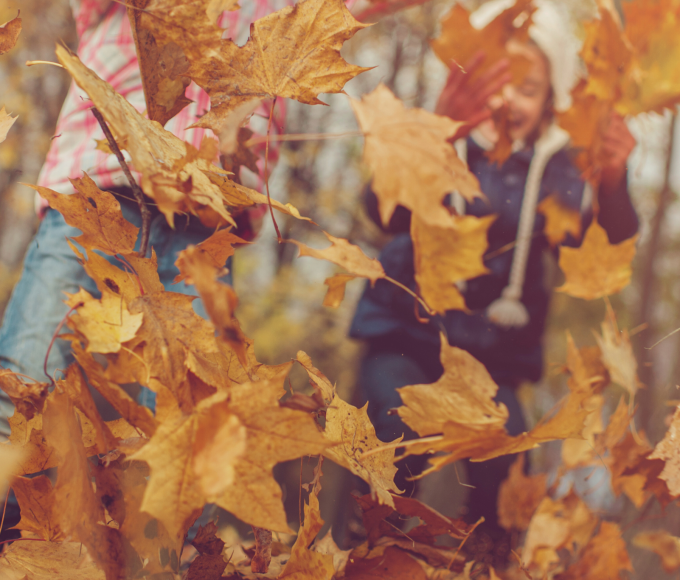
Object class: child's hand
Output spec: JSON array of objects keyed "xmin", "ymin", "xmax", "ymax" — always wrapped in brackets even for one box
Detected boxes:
[
  {"xmin": 600, "ymin": 112, "xmax": 636, "ymax": 196},
  {"xmin": 435, "ymin": 51, "xmax": 512, "ymax": 141}
]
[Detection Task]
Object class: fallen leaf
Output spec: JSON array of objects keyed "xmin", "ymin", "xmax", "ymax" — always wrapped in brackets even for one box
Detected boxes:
[
  {"xmin": 29, "ymin": 174, "xmax": 139, "ymax": 255},
  {"xmin": 290, "ymin": 232, "xmax": 385, "ymax": 283},
  {"xmin": 557, "ymin": 220, "xmax": 638, "ymax": 300},
  {"xmin": 279, "ymin": 493, "xmax": 334, "ymax": 580},
  {"xmin": 0, "ymin": 12, "xmax": 21, "ymax": 55},
  {"xmin": 0, "ymin": 105, "xmax": 18, "ymax": 143},
  {"xmin": 0, "ymin": 540, "xmax": 105, "ymax": 580},
  {"xmin": 595, "ymin": 304, "xmax": 639, "ymax": 399},
  {"xmin": 174, "ymin": 228, "xmax": 247, "ymax": 283},
  {"xmin": 650, "ymin": 405, "xmax": 680, "ymax": 496},
  {"xmin": 143, "ymin": 0, "xmax": 370, "ymax": 132},
  {"xmin": 187, "ymin": 522, "xmax": 228, "ymax": 580},
  {"xmin": 11, "ymin": 475, "xmax": 64, "ymax": 541},
  {"xmin": 538, "ymin": 193, "xmax": 582, "ymax": 247},
  {"xmin": 344, "ymin": 546, "xmax": 427, "ymax": 580},
  {"xmin": 633, "ymin": 530, "xmax": 680, "ymax": 573},
  {"xmin": 411, "ymin": 214, "xmax": 494, "ymax": 313},
  {"xmin": 431, "ymin": 1, "xmax": 534, "ymax": 85},
  {"xmin": 351, "ymin": 84, "xmax": 482, "ymax": 229},
  {"xmin": 322, "ymin": 274, "xmax": 357, "ymax": 308},
  {"xmin": 498, "ymin": 454, "xmax": 547, "ymax": 531}
]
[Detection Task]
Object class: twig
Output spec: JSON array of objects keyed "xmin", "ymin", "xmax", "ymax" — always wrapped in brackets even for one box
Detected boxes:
[
  {"xmin": 384, "ymin": 276, "xmax": 435, "ymax": 316},
  {"xmin": 244, "ymin": 130, "xmax": 364, "ymax": 148},
  {"xmin": 0, "ymin": 489, "xmax": 9, "ymax": 534},
  {"xmin": 264, "ymin": 98, "xmax": 282, "ymax": 243},
  {"xmin": 25, "ymin": 60, "xmax": 64, "ymax": 68},
  {"xmin": 447, "ymin": 517, "xmax": 484, "ymax": 570},
  {"xmin": 91, "ymin": 108, "xmax": 151, "ymax": 257},
  {"xmin": 359, "ymin": 433, "xmax": 444, "ymax": 460}
]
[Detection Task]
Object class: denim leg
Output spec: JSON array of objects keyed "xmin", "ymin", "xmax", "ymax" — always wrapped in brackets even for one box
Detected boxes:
[{"xmin": 465, "ymin": 384, "xmax": 527, "ymax": 536}]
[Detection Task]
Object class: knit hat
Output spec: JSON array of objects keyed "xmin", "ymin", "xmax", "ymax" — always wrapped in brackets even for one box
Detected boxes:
[{"xmin": 470, "ymin": 0, "xmax": 583, "ymax": 112}]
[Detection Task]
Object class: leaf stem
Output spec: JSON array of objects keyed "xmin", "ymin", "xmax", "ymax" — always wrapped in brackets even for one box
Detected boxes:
[
  {"xmin": 359, "ymin": 434, "xmax": 444, "ymax": 460},
  {"xmin": 244, "ymin": 130, "xmax": 364, "ymax": 148},
  {"xmin": 384, "ymin": 276, "xmax": 435, "ymax": 316},
  {"xmin": 264, "ymin": 98, "xmax": 282, "ymax": 243},
  {"xmin": 44, "ymin": 302, "xmax": 84, "ymax": 386},
  {"xmin": 91, "ymin": 108, "xmax": 151, "ymax": 257}
]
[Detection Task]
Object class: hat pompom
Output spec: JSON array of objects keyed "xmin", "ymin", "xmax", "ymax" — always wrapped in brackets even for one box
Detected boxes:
[{"xmin": 487, "ymin": 290, "xmax": 530, "ymax": 329}]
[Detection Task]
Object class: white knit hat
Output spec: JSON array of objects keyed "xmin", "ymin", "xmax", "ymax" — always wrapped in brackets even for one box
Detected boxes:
[{"xmin": 470, "ymin": 0, "xmax": 583, "ymax": 112}]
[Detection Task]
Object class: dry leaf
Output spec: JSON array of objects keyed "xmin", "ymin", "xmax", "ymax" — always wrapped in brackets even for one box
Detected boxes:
[
  {"xmin": 0, "ymin": 540, "xmax": 105, "ymax": 580},
  {"xmin": 557, "ymin": 220, "xmax": 637, "ymax": 300},
  {"xmin": 411, "ymin": 214, "xmax": 494, "ymax": 314},
  {"xmin": 143, "ymin": 0, "xmax": 370, "ymax": 132},
  {"xmin": 538, "ymin": 193, "xmax": 582, "ymax": 247},
  {"xmin": 351, "ymin": 84, "xmax": 482, "ymax": 229},
  {"xmin": 30, "ymin": 175, "xmax": 139, "ymax": 255},
  {"xmin": 187, "ymin": 522, "xmax": 228, "ymax": 580},
  {"xmin": 431, "ymin": 1, "xmax": 534, "ymax": 85},
  {"xmin": 344, "ymin": 546, "xmax": 427, "ymax": 580},
  {"xmin": 498, "ymin": 454, "xmax": 547, "ymax": 531},
  {"xmin": 595, "ymin": 304, "xmax": 639, "ymax": 399},
  {"xmin": 290, "ymin": 232, "xmax": 385, "ymax": 283},
  {"xmin": 174, "ymin": 228, "xmax": 247, "ymax": 283},
  {"xmin": 11, "ymin": 475, "xmax": 64, "ymax": 541},
  {"xmin": 279, "ymin": 493, "xmax": 334, "ymax": 580},
  {"xmin": 0, "ymin": 105, "xmax": 18, "ymax": 143},
  {"xmin": 322, "ymin": 274, "xmax": 357, "ymax": 308},
  {"xmin": 0, "ymin": 12, "xmax": 21, "ymax": 55},
  {"xmin": 650, "ymin": 405, "xmax": 680, "ymax": 496},
  {"xmin": 633, "ymin": 530, "xmax": 680, "ymax": 573}
]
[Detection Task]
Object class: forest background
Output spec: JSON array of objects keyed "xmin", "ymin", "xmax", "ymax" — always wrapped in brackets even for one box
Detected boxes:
[{"xmin": 2, "ymin": 0, "xmax": 680, "ymax": 578}]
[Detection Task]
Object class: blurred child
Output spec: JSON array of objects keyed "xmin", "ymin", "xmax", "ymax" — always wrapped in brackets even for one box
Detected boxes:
[{"xmin": 349, "ymin": 0, "xmax": 638, "ymax": 540}]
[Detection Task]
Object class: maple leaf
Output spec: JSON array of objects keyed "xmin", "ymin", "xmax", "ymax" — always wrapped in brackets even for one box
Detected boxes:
[
  {"xmin": 0, "ymin": 12, "xmax": 21, "ymax": 55},
  {"xmin": 55, "ymin": 44, "xmax": 245, "ymax": 227},
  {"xmin": 174, "ymin": 228, "xmax": 247, "ymax": 283},
  {"xmin": 557, "ymin": 220, "xmax": 638, "ymax": 300},
  {"xmin": 558, "ymin": 521, "xmax": 632, "ymax": 580},
  {"xmin": 29, "ymin": 174, "xmax": 139, "ymax": 255},
  {"xmin": 521, "ymin": 491, "xmax": 598, "ymax": 574},
  {"xmin": 411, "ymin": 214, "xmax": 494, "ymax": 314},
  {"xmin": 0, "ymin": 105, "xmax": 18, "ymax": 144},
  {"xmin": 351, "ymin": 84, "xmax": 482, "ymax": 229},
  {"xmin": 290, "ymin": 231, "xmax": 385, "ymax": 283},
  {"xmin": 322, "ymin": 274, "xmax": 357, "ymax": 308},
  {"xmin": 633, "ymin": 530, "xmax": 680, "ymax": 573},
  {"xmin": 538, "ymin": 193, "xmax": 582, "ymax": 247},
  {"xmin": 431, "ymin": 1, "xmax": 534, "ymax": 85},
  {"xmin": 279, "ymin": 493, "xmax": 334, "ymax": 580},
  {"xmin": 344, "ymin": 546, "xmax": 427, "ymax": 580},
  {"xmin": 143, "ymin": 0, "xmax": 371, "ymax": 132},
  {"xmin": 186, "ymin": 522, "xmax": 228, "ymax": 580},
  {"xmin": 649, "ymin": 405, "xmax": 680, "ymax": 496},
  {"xmin": 561, "ymin": 394, "xmax": 604, "ymax": 469},
  {"xmin": 296, "ymin": 352, "xmax": 401, "ymax": 507},
  {"xmin": 0, "ymin": 540, "xmax": 106, "ymax": 580},
  {"xmin": 66, "ymin": 288, "xmax": 143, "ymax": 354},
  {"xmin": 12, "ymin": 475, "xmax": 64, "ymax": 541},
  {"xmin": 497, "ymin": 454, "xmax": 547, "ymax": 532}
]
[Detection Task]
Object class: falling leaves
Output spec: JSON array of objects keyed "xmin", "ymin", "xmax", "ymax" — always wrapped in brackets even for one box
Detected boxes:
[
  {"xmin": 557, "ymin": 220, "xmax": 638, "ymax": 300},
  {"xmin": 143, "ymin": 0, "xmax": 371, "ymax": 132},
  {"xmin": 0, "ymin": 12, "xmax": 21, "ymax": 55},
  {"xmin": 538, "ymin": 193, "xmax": 582, "ymax": 247},
  {"xmin": 497, "ymin": 454, "xmax": 547, "ymax": 531},
  {"xmin": 351, "ymin": 84, "xmax": 482, "ymax": 229},
  {"xmin": 633, "ymin": 530, "xmax": 680, "ymax": 573},
  {"xmin": 650, "ymin": 405, "xmax": 680, "ymax": 496},
  {"xmin": 0, "ymin": 105, "xmax": 18, "ymax": 143}
]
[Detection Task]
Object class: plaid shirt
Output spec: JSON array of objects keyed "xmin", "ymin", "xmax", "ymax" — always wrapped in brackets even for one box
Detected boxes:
[{"xmin": 37, "ymin": 0, "xmax": 287, "ymax": 210}]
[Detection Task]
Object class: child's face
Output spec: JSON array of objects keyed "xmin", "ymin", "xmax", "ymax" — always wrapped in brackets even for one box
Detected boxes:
[{"xmin": 502, "ymin": 41, "xmax": 552, "ymax": 143}]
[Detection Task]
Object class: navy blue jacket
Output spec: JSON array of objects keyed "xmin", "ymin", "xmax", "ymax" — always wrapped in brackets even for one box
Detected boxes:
[{"xmin": 349, "ymin": 137, "xmax": 639, "ymax": 384}]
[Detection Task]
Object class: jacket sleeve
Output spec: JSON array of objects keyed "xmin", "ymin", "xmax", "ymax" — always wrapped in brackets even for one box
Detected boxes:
[
  {"xmin": 597, "ymin": 173, "xmax": 639, "ymax": 243},
  {"xmin": 364, "ymin": 185, "xmax": 412, "ymax": 234}
]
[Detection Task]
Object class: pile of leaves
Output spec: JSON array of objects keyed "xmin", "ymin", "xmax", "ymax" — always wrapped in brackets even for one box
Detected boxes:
[{"xmin": 2, "ymin": 0, "xmax": 680, "ymax": 578}]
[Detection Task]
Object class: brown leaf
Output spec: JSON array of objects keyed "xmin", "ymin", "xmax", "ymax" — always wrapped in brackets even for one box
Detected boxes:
[
  {"xmin": 144, "ymin": 0, "xmax": 370, "ymax": 132},
  {"xmin": 322, "ymin": 274, "xmax": 357, "ymax": 308},
  {"xmin": 650, "ymin": 405, "xmax": 680, "ymax": 496},
  {"xmin": 187, "ymin": 522, "xmax": 228, "ymax": 580},
  {"xmin": 174, "ymin": 228, "xmax": 247, "ymax": 283},
  {"xmin": 251, "ymin": 527, "xmax": 273, "ymax": 574},
  {"xmin": 55, "ymin": 45, "xmax": 239, "ymax": 227},
  {"xmin": 296, "ymin": 352, "xmax": 400, "ymax": 506},
  {"xmin": 0, "ymin": 369, "xmax": 49, "ymax": 420},
  {"xmin": 290, "ymin": 232, "xmax": 385, "ymax": 283},
  {"xmin": 12, "ymin": 475, "xmax": 64, "ymax": 541},
  {"xmin": 411, "ymin": 214, "xmax": 494, "ymax": 314},
  {"xmin": 0, "ymin": 105, "xmax": 18, "ymax": 143},
  {"xmin": 431, "ymin": 1, "xmax": 534, "ymax": 85},
  {"xmin": 538, "ymin": 193, "xmax": 582, "ymax": 247},
  {"xmin": 0, "ymin": 12, "xmax": 21, "ymax": 55},
  {"xmin": 345, "ymin": 546, "xmax": 427, "ymax": 580},
  {"xmin": 557, "ymin": 220, "xmax": 638, "ymax": 300},
  {"xmin": 29, "ymin": 174, "xmax": 139, "ymax": 255},
  {"xmin": 557, "ymin": 521, "xmax": 632, "ymax": 580},
  {"xmin": 633, "ymin": 530, "xmax": 680, "ymax": 573},
  {"xmin": 0, "ymin": 540, "xmax": 106, "ymax": 580},
  {"xmin": 498, "ymin": 454, "xmax": 547, "ymax": 531},
  {"xmin": 352, "ymin": 84, "xmax": 482, "ymax": 229}
]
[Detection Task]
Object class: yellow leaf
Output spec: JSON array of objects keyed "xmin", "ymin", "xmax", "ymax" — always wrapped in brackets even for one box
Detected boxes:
[
  {"xmin": 351, "ymin": 84, "xmax": 482, "ymax": 229},
  {"xmin": 411, "ymin": 214, "xmax": 494, "ymax": 314},
  {"xmin": 538, "ymin": 193, "xmax": 582, "ymax": 247},
  {"xmin": 0, "ymin": 105, "xmax": 18, "ymax": 143},
  {"xmin": 498, "ymin": 455, "xmax": 547, "ymax": 532},
  {"xmin": 322, "ymin": 274, "xmax": 357, "ymax": 308},
  {"xmin": 557, "ymin": 220, "xmax": 637, "ymax": 300},
  {"xmin": 650, "ymin": 405, "xmax": 680, "ymax": 496},
  {"xmin": 143, "ymin": 0, "xmax": 370, "ymax": 132},
  {"xmin": 290, "ymin": 232, "xmax": 385, "ymax": 283},
  {"xmin": 0, "ymin": 540, "xmax": 105, "ymax": 580}
]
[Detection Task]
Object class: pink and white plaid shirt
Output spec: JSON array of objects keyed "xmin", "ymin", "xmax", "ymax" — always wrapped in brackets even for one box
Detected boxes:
[{"xmin": 37, "ymin": 0, "xmax": 288, "ymax": 211}]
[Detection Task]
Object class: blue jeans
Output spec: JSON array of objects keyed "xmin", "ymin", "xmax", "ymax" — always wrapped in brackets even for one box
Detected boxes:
[{"xmin": 0, "ymin": 203, "xmax": 230, "ymax": 435}]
